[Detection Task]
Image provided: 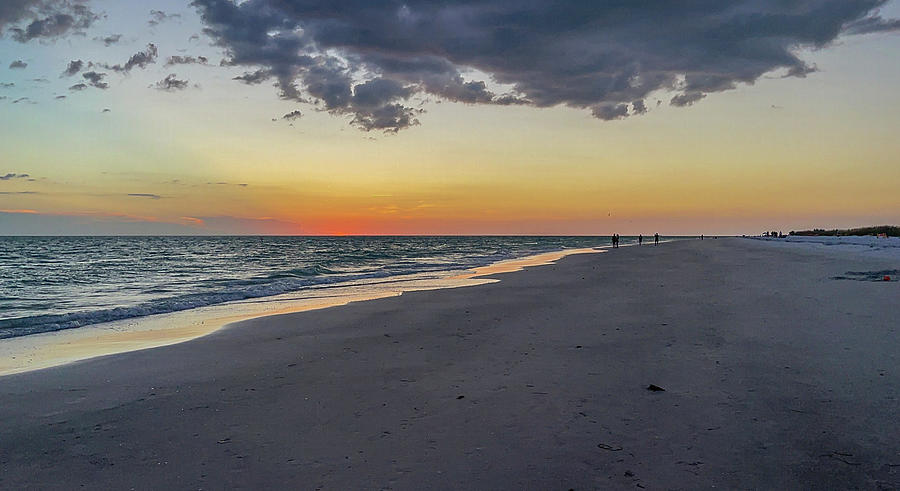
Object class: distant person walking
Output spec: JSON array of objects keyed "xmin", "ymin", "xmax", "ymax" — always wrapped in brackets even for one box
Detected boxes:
[
  {"xmin": 638, "ymin": 234, "xmax": 643, "ymax": 246},
  {"xmin": 611, "ymin": 234, "xmax": 619, "ymax": 248},
  {"xmin": 654, "ymin": 233, "xmax": 659, "ymax": 245}
]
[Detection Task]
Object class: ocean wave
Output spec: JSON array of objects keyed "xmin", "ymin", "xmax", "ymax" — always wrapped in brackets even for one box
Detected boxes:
[
  {"xmin": 0, "ymin": 262, "xmax": 473, "ymax": 339},
  {"xmin": 0, "ymin": 236, "xmax": 619, "ymax": 340}
]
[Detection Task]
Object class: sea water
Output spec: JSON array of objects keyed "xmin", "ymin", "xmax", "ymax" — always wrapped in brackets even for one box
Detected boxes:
[{"xmin": 0, "ymin": 236, "xmax": 648, "ymax": 339}]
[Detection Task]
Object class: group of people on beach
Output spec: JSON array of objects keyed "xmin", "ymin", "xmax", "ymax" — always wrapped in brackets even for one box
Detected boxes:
[{"xmin": 611, "ymin": 233, "xmax": 659, "ymax": 248}]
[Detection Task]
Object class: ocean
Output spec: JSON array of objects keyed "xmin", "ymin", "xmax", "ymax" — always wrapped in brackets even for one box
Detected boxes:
[{"xmin": 0, "ymin": 236, "xmax": 648, "ymax": 339}]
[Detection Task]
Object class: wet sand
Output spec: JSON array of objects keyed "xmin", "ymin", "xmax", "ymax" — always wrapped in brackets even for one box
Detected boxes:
[
  {"xmin": 0, "ymin": 248, "xmax": 597, "ymax": 376},
  {"xmin": 1, "ymin": 238, "xmax": 899, "ymax": 489}
]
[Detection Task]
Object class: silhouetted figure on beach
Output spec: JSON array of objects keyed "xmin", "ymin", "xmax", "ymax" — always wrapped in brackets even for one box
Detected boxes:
[
  {"xmin": 611, "ymin": 234, "xmax": 619, "ymax": 248},
  {"xmin": 638, "ymin": 234, "xmax": 643, "ymax": 245},
  {"xmin": 701, "ymin": 234, "xmax": 704, "ymax": 240},
  {"xmin": 654, "ymin": 233, "xmax": 659, "ymax": 245}
]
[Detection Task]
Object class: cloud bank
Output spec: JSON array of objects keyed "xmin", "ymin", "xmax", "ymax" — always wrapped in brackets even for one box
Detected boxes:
[
  {"xmin": 0, "ymin": 0, "xmax": 99, "ymax": 42},
  {"xmin": 0, "ymin": 173, "xmax": 31, "ymax": 180},
  {"xmin": 127, "ymin": 193, "xmax": 162, "ymax": 199},
  {"xmin": 191, "ymin": 0, "xmax": 899, "ymax": 131}
]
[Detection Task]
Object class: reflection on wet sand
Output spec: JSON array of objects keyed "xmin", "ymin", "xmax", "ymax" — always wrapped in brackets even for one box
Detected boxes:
[{"xmin": 0, "ymin": 248, "xmax": 600, "ymax": 376}]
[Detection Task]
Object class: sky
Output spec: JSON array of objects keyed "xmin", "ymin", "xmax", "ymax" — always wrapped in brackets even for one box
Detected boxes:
[{"xmin": 1, "ymin": 0, "xmax": 899, "ymax": 235}]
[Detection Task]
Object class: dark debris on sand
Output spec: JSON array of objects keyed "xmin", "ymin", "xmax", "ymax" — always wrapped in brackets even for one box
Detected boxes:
[{"xmin": 832, "ymin": 270, "xmax": 899, "ymax": 282}]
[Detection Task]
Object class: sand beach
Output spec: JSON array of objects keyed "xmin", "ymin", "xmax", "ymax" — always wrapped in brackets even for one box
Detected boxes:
[{"xmin": 1, "ymin": 238, "xmax": 899, "ymax": 489}]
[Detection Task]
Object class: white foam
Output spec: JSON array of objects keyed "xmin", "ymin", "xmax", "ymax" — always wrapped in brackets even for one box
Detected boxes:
[{"xmin": 0, "ymin": 248, "xmax": 600, "ymax": 376}]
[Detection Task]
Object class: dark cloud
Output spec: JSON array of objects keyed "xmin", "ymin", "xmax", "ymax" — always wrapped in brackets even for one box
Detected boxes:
[
  {"xmin": 101, "ymin": 108, "xmax": 110, "ymax": 112},
  {"xmin": 9, "ymin": 60, "xmax": 27, "ymax": 69},
  {"xmin": 154, "ymin": 73, "xmax": 189, "ymax": 91},
  {"xmin": 0, "ymin": 173, "xmax": 30, "ymax": 180},
  {"xmin": 492, "ymin": 94, "xmax": 530, "ymax": 106},
  {"xmin": 94, "ymin": 34, "xmax": 122, "ymax": 46},
  {"xmin": 233, "ymin": 69, "xmax": 271, "ymax": 85},
  {"xmin": 32, "ymin": 77, "xmax": 48, "ymax": 83},
  {"xmin": 101, "ymin": 43, "xmax": 158, "ymax": 73},
  {"xmin": 54, "ymin": 94, "xmax": 66, "ymax": 99},
  {"xmin": 81, "ymin": 71, "xmax": 104, "ymax": 83},
  {"xmin": 127, "ymin": 193, "xmax": 162, "ymax": 199},
  {"xmin": 785, "ymin": 64, "xmax": 817, "ymax": 79},
  {"xmin": 12, "ymin": 97, "xmax": 30, "ymax": 104},
  {"xmin": 351, "ymin": 102, "xmax": 421, "ymax": 133},
  {"xmin": 632, "ymin": 99, "xmax": 648, "ymax": 115},
  {"xmin": 165, "ymin": 55, "xmax": 208, "ymax": 66},
  {"xmin": 281, "ymin": 110, "xmax": 302, "ymax": 121},
  {"xmin": 191, "ymin": 0, "xmax": 899, "ymax": 131},
  {"xmin": 670, "ymin": 92, "xmax": 707, "ymax": 107},
  {"xmin": 592, "ymin": 103, "xmax": 630, "ymax": 121},
  {"xmin": 81, "ymin": 70, "xmax": 108, "ymax": 89},
  {"xmin": 0, "ymin": 191, "xmax": 38, "ymax": 195},
  {"xmin": 68, "ymin": 82, "xmax": 87, "ymax": 91},
  {"xmin": 351, "ymin": 78, "xmax": 413, "ymax": 109},
  {"xmin": 1, "ymin": 0, "xmax": 99, "ymax": 43},
  {"xmin": 61, "ymin": 59, "xmax": 83, "ymax": 77},
  {"xmin": 148, "ymin": 9, "xmax": 180, "ymax": 27},
  {"xmin": 0, "ymin": 82, "xmax": 14, "ymax": 88}
]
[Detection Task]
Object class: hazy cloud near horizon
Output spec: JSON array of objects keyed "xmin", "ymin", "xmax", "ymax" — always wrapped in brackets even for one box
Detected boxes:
[
  {"xmin": 0, "ymin": 209, "xmax": 303, "ymax": 235},
  {"xmin": 1, "ymin": 173, "xmax": 31, "ymax": 180},
  {"xmin": 127, "ymin": 193, "xmax": 163, "ymax": 199}
]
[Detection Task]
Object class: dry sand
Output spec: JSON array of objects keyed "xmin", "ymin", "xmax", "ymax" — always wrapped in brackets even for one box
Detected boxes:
[{"xmin": 1, "ymin": 238, "xmax": 899, "ymax": 489}]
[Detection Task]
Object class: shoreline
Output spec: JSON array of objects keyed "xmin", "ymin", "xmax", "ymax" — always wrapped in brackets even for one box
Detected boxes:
[
  {"xmin": 2, "ymin": 238, "xmax": 898, "ymax": 488},
  {"xmin": 0, "ymin": 247, "xmax": 600, "ymax": 377}
]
